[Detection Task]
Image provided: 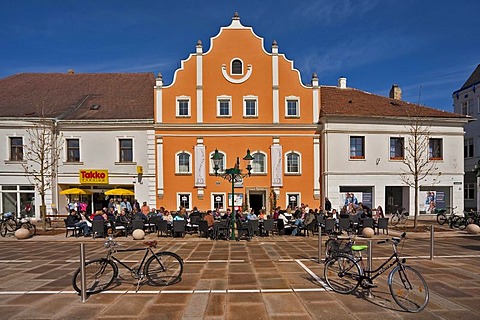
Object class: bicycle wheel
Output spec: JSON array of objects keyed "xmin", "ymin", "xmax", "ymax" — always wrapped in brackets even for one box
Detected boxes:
[
  {"xmin": 324, "ymin": 254, "xmax": 361, "ymax": 294},
  {"xmin": 389, "ymin": 265, "xmax": 429, "ymax": 312},
  {"xmin": 145, "ymin": 252, "xmax": 183, "ymax": 286},
  {"xmin": 0, "ymin": 222, "xmax": 6, "ymax": 237},
  {"xmin": 436, "ymin": 214, "xmax": 447, "ymax": 225},
  {"xmin": 391, "ymin": 214, "xmax": 399, "ymax": 226},
  {"xmin": 72, "ymin": 258, "xmax": 117, "ymax": 294},
  {"xmin": 455, "ymin": 217, "xmax": 467, "ymax": 230},
  {"xmin": 5, "ymin": 219, "xmax": 17, "ymax": 232},
  {"xmin": 400, "ymin": 214, "xmax": 408, "ymax": 224}
]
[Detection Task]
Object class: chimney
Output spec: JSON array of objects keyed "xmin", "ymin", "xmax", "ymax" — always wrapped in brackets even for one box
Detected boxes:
[
  {"xmin": 338, "ymin": 76, "xmax": 347, "ymax": 89},
  {"xmin": 389, "ymin": 84, "xmax": 402, "ymax": 100}
]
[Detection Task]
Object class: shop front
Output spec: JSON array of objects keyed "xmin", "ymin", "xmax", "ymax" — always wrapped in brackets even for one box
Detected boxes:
[{"xmin": 58, "ymin": 169, "xmax": 134, "ymax": 214}]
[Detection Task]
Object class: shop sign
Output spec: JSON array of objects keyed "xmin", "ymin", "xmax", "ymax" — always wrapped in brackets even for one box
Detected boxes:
[{"xmin": 79, "ymin": 169, "xmax": 109, "ymax": 184}]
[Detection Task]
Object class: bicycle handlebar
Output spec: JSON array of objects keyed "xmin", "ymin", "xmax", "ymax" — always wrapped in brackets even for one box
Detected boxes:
[{"xmin": 377, "ymin": 232, "xmax": 406, "ymax": 245}]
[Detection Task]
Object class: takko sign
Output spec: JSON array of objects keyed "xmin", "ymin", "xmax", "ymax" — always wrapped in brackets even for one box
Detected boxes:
[{"xmin": 79, "ymin": 170, "xmax": 109, "ymax": 184}]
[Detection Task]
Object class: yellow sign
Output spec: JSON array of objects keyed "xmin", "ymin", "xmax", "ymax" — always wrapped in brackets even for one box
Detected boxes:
[
  {"xmin": 79, "ymin": 170, "xmax": 109, "ymax": 184},
  {"xmin": 136, "ymin": 166, "xmax": 143, "ymax": 174}
]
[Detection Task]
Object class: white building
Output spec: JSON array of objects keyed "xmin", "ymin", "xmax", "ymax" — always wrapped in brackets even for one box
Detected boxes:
[
  {"xmin": 453, "ymin": 64, "xmax": 480, "ymax": 211},
  {"xmin": 321, "ymin": 81, "xmax": 468, "ymax": 215},
  {"xmin": 0, "ymin": 72, "xmax": 156, "ymax": 218}
]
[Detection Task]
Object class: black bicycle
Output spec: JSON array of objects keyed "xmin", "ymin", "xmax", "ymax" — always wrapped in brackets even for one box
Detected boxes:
[
  {"xmin": 436, "ymin": 207, "xmax": 466, "ymax": 229},
  {"xmin": 72, "ymin": 238, "xmax": 183, "ymax": 294},
  {"xmin": 324, "ymin": 233, "xmax": 429, "ymax": 312}
]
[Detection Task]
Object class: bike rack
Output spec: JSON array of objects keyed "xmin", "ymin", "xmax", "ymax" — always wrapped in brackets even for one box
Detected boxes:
[
  {"xmin": 430, "ymin": 226, "xmax": 434, "ymax": 260},
  {"xmin": 317, "ymin": 224, "xmax": 322, "ymax": 263}
]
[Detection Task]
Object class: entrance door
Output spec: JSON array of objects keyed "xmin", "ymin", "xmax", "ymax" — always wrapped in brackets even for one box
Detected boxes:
[
  {"xmin": 249, "ymin": 192, "xmax": 265, "ymax": 215},
  {"xmin": 385, "ymin": 186, "xmax": 406, "ymax": 214}
]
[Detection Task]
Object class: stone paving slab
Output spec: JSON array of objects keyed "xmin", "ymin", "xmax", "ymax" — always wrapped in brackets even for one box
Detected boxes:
[{"xmin": 0, "ymin": 222, "xmax": 479, "ymax": 319}]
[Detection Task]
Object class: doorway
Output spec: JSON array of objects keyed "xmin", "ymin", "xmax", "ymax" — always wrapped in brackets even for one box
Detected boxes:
[
  {"xmin": 385, "ymin": 186, "xmax": 409, "ymax": 214},
  {"xmin": 249, "ymin": 191, "xmax": 265, "ymax": 215}
]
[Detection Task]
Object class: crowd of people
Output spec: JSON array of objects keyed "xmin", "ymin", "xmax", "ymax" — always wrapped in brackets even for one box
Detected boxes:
[{"xmin": 64, "ymin": 195, "xmax": 388, "ymax": 238}]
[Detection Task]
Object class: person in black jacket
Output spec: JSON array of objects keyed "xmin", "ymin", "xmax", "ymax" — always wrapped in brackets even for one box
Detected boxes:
[{"xmin": 65, "ymin": 210, "xmax": 79, "ymax": 227}]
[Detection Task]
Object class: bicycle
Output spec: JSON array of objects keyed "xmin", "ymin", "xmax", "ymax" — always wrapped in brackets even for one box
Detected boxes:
[
  {"xmin": 1, "ymin": 212, "xmax": 19, "ymax": 237},
  {"xmin": 324, "ymin": 233, "xmax": 429, "ymax": 313},
  {"xmin": 72, "ymin": 238, "xmax": 183, "ymax": 294},
  {"xmin": 390, "ymin": 207, "xmax": 408, "ymax": 226},
  {"xmin": 17, "ymin": 215, "xmax": 37, "ymax": 236},
  {"xmin": 436, "ymin": 207, "xmax": 466, "ymax": 230}
]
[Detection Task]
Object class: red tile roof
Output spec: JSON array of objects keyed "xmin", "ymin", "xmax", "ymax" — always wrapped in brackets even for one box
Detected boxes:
[
  {"xmin": 320, "ymin": 86, "xmax": 466, "ymax": 119},
  {"xmin": 0, "ymin": 73, "xmax": 155, "ymax": 120}
]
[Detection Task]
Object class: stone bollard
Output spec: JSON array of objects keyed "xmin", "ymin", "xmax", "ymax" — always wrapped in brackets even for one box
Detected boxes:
[
  {"xmin": 362, "ymin": 227, "xmax": 375, "ymax": 238},
  {"xmin": 466, "ymin": 224, "xmax": 480, "ymax": 234},
  {"xmin": 15, "ymin": 228, "xmax": 30, "ymax": 239},
  {"xmin": 132, "ymin": 229, "xmax": 145, "ymax": 240}
]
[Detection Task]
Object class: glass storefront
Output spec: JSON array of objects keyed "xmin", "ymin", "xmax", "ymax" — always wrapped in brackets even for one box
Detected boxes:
[{"xmin": 1, "ymin": 185, "xmax": 35, "ymax": 217}]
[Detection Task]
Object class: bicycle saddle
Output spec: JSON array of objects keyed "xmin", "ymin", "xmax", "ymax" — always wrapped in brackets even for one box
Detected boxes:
[
  {"xmin": 351, "ymin": 245, "xmax": 368, "ymax": 251},
  {"xmin": 143, "ymin": 240, "xmax": 158, "ymax": 248}
]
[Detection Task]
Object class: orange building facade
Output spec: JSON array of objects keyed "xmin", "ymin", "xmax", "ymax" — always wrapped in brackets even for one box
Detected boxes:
[{"xmin": 154, "ymin": 14, "xmax": 321, "ymax": 213}]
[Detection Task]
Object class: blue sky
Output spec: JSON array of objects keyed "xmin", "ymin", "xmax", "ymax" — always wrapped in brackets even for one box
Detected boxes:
[{"xmin": 1, "ymin": 0, "xmax": 478, "ymax": 112}]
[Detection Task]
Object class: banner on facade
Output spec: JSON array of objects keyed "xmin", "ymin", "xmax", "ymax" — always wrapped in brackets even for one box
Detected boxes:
[
  {"xmin": 194, "ymin": 145, "xmax": 206, "ymax": 187},
  {"xmin": 79, "ymin": 170, "xmax": 109, "ymax": 184},
  {"xmin": 271, "ymin": 145, "xmax": 283, "ymax": 187}
]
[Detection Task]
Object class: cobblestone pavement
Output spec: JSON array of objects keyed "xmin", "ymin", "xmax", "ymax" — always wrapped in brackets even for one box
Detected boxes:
[{"xmin": 0, "ymin": 223, "xmax": 479, "ymax": 319}]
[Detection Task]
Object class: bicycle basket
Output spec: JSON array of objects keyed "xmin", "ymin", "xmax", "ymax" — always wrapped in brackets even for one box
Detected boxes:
[{"xmin": 331, "ymin": 240, "xmax": 353, "ymax": 256}]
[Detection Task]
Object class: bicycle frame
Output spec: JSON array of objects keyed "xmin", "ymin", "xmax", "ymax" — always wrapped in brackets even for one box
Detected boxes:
[
  {"xmin": 107, "ymin": 246, "xmax": 154, "ymax": 277},
  {"xmin": 361, "ymin": 251, "xmax": 401, "ymax": 282}
]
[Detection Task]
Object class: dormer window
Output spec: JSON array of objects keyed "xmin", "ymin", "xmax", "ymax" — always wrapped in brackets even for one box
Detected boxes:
[{"xmin": 231, "ymin": 59, "xmax": 243, "ymax": 75}]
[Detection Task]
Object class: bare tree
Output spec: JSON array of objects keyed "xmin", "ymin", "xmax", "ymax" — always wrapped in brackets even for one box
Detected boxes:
[
  {"xmin": 400, "ymin": 114, "xmax": 440, "ymax": 229},
  {"xmin": 21, "ymin": 115, "xmax": 62, "ymax": 231}
]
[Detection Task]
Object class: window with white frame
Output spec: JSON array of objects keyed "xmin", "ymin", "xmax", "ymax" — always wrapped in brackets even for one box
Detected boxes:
[
  {"xmin": 350, "ymin": 136, "xmax": 365, "ymax": 159},
  {"xmin": 243, "ymin": 96, "xmax": 258, "ymax": 117},
  {"xmin": 66, "ymin": 138, "xmax": 80, "ymax": 162},
  {"xmin": 176, "ymin": 151, "xmax": 191, "ymax": 174},
  {"xmin": 212, "ymin": 193, "xmax": 225, "ymax": 210},
  {"xmin": 468, "ymin": 100, "xmax": 473, "ymax": 115},
  {"xmin": 217, "ymin": 96, "xmax": 231, "ymax": 117},
  {"xmin": 177, "ymin": 193, "xmax": 191, "ymax": 210},
  {"xmin": 176, "ymin": 97, "xmax": 190, "ymax": 117},
  {"xmin": 465, "ymin": 183, "xmax": 475, "ymax": 200},
  {"xmin": 287, "ymin": 193, "xmax": 300, "ymax": 209},
  {"xmin": 389, "ymin": 137, "xmax": 404, "ymax": 160},
  {"xmin": 465, "ymin": 138, "xmax": 474, "ymax": 158},
  {"xmin": 429, "ymin": 138, "xmax": 443, "ymax": 160},
  {"xmin": 210, "ymin": 150, "xmax": 225, "ymax": 174},
  {"xmin": 285, "ymin": 151, "xmax": 301, "ymax": 174},
  {"xmin": 251, "ymin": 152, "xmax": 266, "ymax": 174},
  {"xmin": 9, "ymin": 137, "xmax": 23, "ymax": 161},
  {"xmin": 231, "ymin": 59, "xmax": 243, "ymax": 75},
  {"xmin": 119, "ymin": 138, "xmax": 133, "ymax": 162},
  {"xmin": 285, "ymin": 97, "xmax": 300, "ymax": 117}
]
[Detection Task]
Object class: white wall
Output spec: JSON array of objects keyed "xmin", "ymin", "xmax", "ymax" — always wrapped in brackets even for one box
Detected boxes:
[{"xmin": 322, "ymin": 119, "xmax": 465, "ymax": 214}]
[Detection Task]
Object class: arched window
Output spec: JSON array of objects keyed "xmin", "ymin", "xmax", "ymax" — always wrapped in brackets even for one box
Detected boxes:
[
  {"xmin": 252, "ymin": 152, "xmax": 266, "ymax": 174},
  {"xmin": 176, "ymin": 152, "xmax": 191, "ymax": 174},
  {"xmin": 286, "ymin": 152, "xmax": 301, "ymax": 174},
  {"xmin": 231, "ymin": 59, "xmax": 243, "ymax": 75}
]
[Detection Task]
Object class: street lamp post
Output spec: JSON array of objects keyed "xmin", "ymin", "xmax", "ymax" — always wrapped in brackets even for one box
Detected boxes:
[
  {"xmin": 474, "ymin": 160, "xmax": 480, "ymax": 211},
  {"xmin": 211, "ymin": 148, "xmax": 253, "ymax": 240}
]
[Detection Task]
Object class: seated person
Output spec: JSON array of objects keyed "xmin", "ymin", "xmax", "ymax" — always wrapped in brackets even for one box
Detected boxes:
[
  {"xmin": 76, "ymin": 211, "xmax": 92, "ymax": 237},
  {"xmin": 203, "ymin": 210, "xmax": 215, "ymax": 229},
  {"xmin": 247, "ymin": 209, "xmax": 258, "ymax": 220},
  {"xmin": 65, "ymin": 210, "xmax": 80, "ymax": 227},
  {"xmin": 132, "ymin": 208, "xmax": 147, "ymax": 221}
]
